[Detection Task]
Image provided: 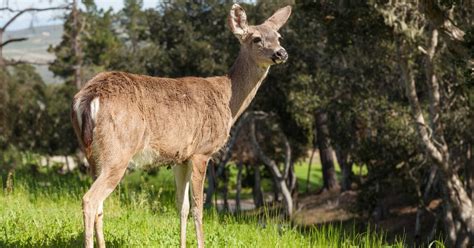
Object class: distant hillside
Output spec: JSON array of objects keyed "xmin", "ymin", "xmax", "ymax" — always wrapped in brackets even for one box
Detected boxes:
[{"xmin": 4, "ymin": 25, "xmax": 63, "ymax": 83}]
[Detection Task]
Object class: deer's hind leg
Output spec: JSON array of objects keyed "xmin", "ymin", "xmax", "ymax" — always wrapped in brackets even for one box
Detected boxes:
[
  {"xmin": 83, "ymin": 154, "xmax": 131, "ymax": 248},
  {"xmin": 84, "ymin": 160, "xmax": 106, "ymax": 248},
  {"xmin": 83, "ymin": 137, "xmax": 140, "ymax": 247}
]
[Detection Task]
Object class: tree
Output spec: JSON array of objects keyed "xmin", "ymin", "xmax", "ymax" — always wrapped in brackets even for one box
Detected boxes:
[
  {"xmin": 315, "ymin": 110, "xmax": 338, "ymax": 191},
  {"xmin": 70, "ymin": 0, "xmax": 83, "ymax": 89},
  {"xmin": 49, "ymin": 1, "xmax": 119, "ymax": 87},
  {"xmin": 378, "ymin": 1, "xmax": 473, "ymax": 245},
  {"xmin": 121, "ymin": 0, "xmax": 147, "ymax": 52}
]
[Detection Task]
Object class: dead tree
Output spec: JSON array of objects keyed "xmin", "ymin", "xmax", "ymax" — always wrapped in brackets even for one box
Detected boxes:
[
  {"xmin": 0, "ymin": 5, "xmax": 70, "ymax": 66},
  {"xmin": 249, "ymin": 113, "xmax": 294, "ymax": 217}
]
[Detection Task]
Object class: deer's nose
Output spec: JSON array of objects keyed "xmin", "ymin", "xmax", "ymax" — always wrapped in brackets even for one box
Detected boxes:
[{"xmin": 272, "ymin": 48, "xmax": 288, "ymax": 63}]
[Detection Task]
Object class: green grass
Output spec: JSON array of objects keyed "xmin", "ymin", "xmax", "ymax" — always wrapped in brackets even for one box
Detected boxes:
[
  {"xmin": 0, "ymin": 166, "xmax": 404, "ymax": 247},
  {"xmin": 294, "ymin": 161, "xmax": 368, "ymax": 193},
  {"xmin": 294, "ymin": 161, "xmax": 326, "ymax": 192},
  {"xmin": 210, "ymin": 159, "xmax": 369, "ymax": 199}
]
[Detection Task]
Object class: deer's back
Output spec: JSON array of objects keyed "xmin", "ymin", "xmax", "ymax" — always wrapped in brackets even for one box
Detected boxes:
[{"xmin": 75, "ymin": 71, "xmax": 233, "ymax": 164}]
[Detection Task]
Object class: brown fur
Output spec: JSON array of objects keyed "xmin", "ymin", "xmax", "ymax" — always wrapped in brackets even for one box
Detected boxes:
[
  {"xmin": 72, "ymin": 4, "xmax": 291, "ymax": 248},
  {"xmin": 73, "ymin": 72, "xmax": 232, "ymax": 164}
]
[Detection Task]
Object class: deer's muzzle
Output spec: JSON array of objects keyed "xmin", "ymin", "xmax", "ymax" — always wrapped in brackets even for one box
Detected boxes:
[{"xmin": 272, "ymin": 48, "xmax": 288, "ymax": 64}]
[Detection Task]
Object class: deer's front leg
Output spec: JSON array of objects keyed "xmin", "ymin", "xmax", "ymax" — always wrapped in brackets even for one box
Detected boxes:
[
  {"xmin": 173, "ymin": 163, "xmax": 192, "ymax": 248},
  {"xmin": 190, "ymin": 155, "xmax": 209, "ymax": 248}
]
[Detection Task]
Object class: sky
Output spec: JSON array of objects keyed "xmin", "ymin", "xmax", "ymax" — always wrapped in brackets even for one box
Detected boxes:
[{"xmin": 1, "ymin": 0, "xmax": 158, "ymax": 31}]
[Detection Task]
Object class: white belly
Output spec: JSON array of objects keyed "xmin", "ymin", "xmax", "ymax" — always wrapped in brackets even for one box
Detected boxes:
[{"xmin": 129, "ymin": 148, "xmax": 162, "ymax": 167}]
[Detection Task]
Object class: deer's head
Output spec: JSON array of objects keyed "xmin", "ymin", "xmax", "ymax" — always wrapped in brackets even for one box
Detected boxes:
[{"xmin": 228, "ymin": 4, "xmax": 291, "ymax": 66}]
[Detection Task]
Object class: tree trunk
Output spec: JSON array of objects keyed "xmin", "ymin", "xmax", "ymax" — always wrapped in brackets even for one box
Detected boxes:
[
  {"xmin": 222, "ymin": 165, "xmax": 230, "ymax": 211},
  {"xmin": 290, "ymin": 161, "xmax": 299, "ymax": 210},
  {"xmin": 0, "ymin": 30, "xmax": 4, "ymax": 67},
  {"xmin": 252, "ymin": 165, "xmax": 264, "ymax": 208},
  {"xmin": 235, "ymin": 161, "xmax": 243, "ymax": 212},
  {"xmin": 305, "ymin": 146, "xmax": 316, "ymax": 193},
  {"xmin": 71, "ymin": 0, "xmax": 83, "ymax": 89},
  {"xmin": 397, "ymin": 29, "xmax": 473, "ymax": 246},
  {"xmin": 414, "ymin": 165, "xmax": 437, "ymax": 243},
  {"xmin": 288, "ymin": 161, "xmax": 298, "ymax": 208},
  {"xmin": 443, "ymin": 171, "xmax": 473, "ymax": 247},
  {"xmin": 204, "ymin": 161, "xmax": 216, "ymax": 208},
  {"xmin": 467, "ymin": 144, "xmax": 473, "ymax": 201},
  {"xmin": 272, "ymin": 176, "xmax": 279, "ymax": 202},
  {"xmin": 315, "ymin": 110, "xmax": 338, "ymax": 191},
  {"xmin": 336, "ymin": 148, "xmax": 352, "ymax": 191},
  {"xmin": 64, "ymin": 155, "xmax": 71, "ymax": 172}
]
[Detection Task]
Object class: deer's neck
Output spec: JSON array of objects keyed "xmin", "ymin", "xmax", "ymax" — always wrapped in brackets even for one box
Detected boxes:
[{"xmin": 228, "ymin": 49, "xmax": 270, "ymax": 122}]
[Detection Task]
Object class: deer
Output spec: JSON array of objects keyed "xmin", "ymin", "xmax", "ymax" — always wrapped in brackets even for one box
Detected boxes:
[{"xmin": 71, "ymin": 4, "xmax": 291, "ymax": 248}]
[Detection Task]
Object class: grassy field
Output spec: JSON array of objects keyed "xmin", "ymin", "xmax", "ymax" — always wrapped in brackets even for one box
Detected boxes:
[{"xmin": 0, "ymin": 161, "xmax": 405, "ymax": 247}]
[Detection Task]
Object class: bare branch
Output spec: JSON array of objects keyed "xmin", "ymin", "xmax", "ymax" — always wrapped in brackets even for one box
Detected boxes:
[
  {"xmin": 0, "ymin": 7, "xmax": 15, "ymax": 12},
  {"xmin": 0, "ymin": 37, "xmax": 28, "ymax": 48},
  {"xmin": 1, "ymin": 5, "xmax": 71, "ymax": 31}
]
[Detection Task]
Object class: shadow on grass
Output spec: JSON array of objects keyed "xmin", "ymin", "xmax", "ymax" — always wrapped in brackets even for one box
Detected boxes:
[
  {"xmin": 208, "ymin": 200, "xmax": 413, "ymax": 247},
  {"xmin": 0, "ymin": 233, "xmax": 128, "ymax": 248}
]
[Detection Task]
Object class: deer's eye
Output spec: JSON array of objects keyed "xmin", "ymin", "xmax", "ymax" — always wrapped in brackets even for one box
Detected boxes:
[{"xmin": 252, "ymin": 37, "xmax": 262, "ymax": 43}]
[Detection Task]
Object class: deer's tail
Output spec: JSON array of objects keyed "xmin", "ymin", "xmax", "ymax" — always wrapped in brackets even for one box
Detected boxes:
[{"xmin": 71, "ymin": 93, "xmax": 99, "ymax": 158}]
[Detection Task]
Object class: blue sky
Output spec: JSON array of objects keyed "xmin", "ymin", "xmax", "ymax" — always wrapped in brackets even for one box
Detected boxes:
[{"xmin": 1, "ymin": 0, "xmax": 158, "ymax": 31}]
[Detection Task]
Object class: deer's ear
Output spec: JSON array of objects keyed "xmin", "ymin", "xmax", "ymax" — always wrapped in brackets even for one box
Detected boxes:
[
  {"xmin": 263, "ymin": 5, "xmax": 292, "ymax": 31},
  {"xmin": 228, "ymin": 4, "xmax": 249, "ymax": 42}
]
